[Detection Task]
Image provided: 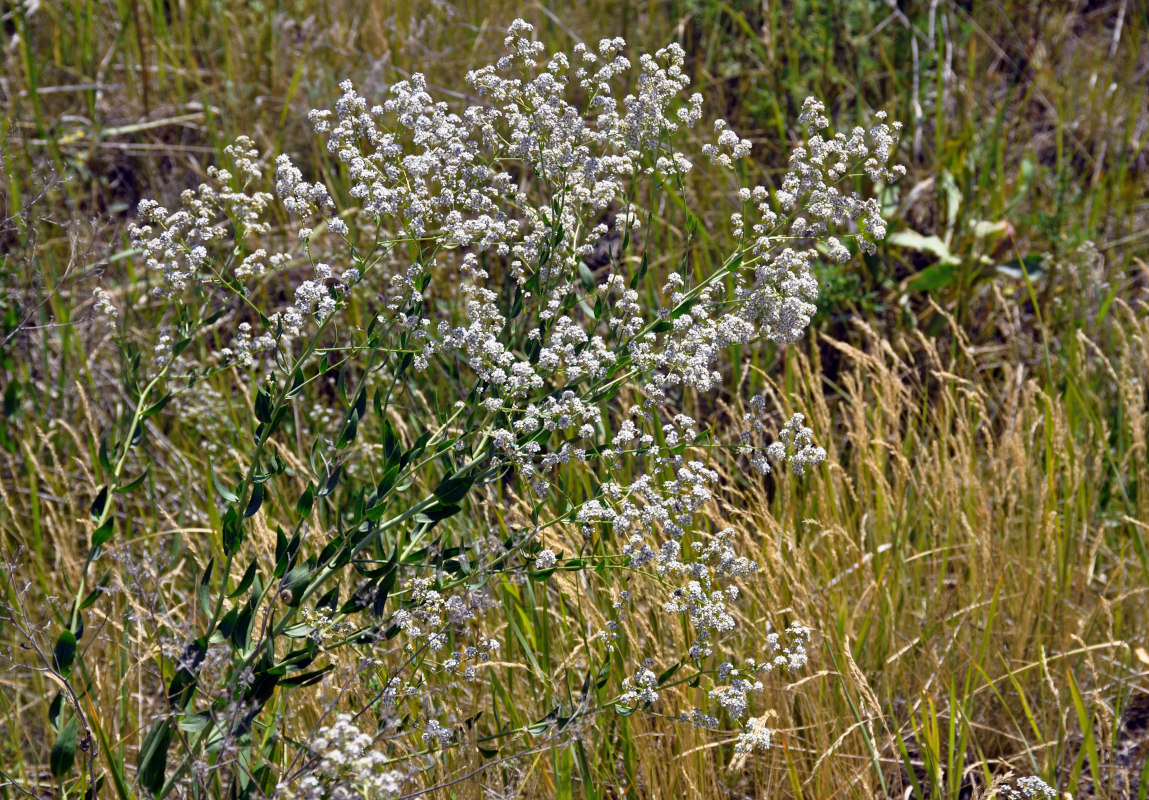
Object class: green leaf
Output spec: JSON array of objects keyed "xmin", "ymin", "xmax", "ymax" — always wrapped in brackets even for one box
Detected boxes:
[
  {"xmin": 210, "ymin": 460, "xmax": 239, "ymax": 503},
  {"xmin": 178, "ymin": 712, "xmax": 212, "ymax": 733},
  {"xmin": 376, "ymin": 463, "xmax": 401, "ymax": 499},
  {"xmin": 286, "ymin": 367, "xmax": 307, "ymax": 399},
  {"xmin": 278, "ymin": 665, "xmax": 334, "ymax": 688},
  {"xmin": 254, "ymin": 384, "xmax": 274, "ymax": 424},
  {"xmin": 244, "ymin": 483, "xmax": 264, "ymax": 518},
  {"xmin": 79, "ymin": 572, "xmax": 111, "ymax": 609},
  {"xmin": 140, "ymin": 393, "xmax": 171, "ymax": 419},
  {"xmin": 53, "ymin": 630, "xmax": 77, "ymax": 677},
  {"xmin": 114, "ymin": 467, "xmax": 149, "ymax": 494},
  {"xmin": 198, "ymin": 558, "xmax": 214, "ymax": 617},
  {"xmin": 170, "ymin": 337, "xmax": 192, "ymax": 359},
  {"xmin": 296, "ymin": 482, "xmax": 315, "ymax": 517},
  {"xmin": 90, "ymin": 485, "xmax": 109, "ymax": 521},
  {"xmin": 274, "ymin": 528, "xmax": 300, "ymax": 578},
  {"xmin": 230, "ymin": 602, "xmax": 256, "ymax": 651},
  {"xmin": 940, "ymin": 168, "xmax": 962, "ymax": 237},
  {"xmin": 401, "ymin": 431, "xmax": 430, "ymax": 469},
  {"xmin": 413, "ymin": 503, "xmax": 462, "ymax": 525},
  {"xmin": 279, "ymin": 564, "xmax": 311, "ymax": 605},
  {"xmin": 317, "ymin": 465, "xmax": 341, "ymax": 498},
  {"xmin": 434, "ymin": 470, "xmax": 475, "ymax": 504},
  {"xmin": 383, "ymin": 419, "xmax": 402, "ymax": 466},
  {"xmin": 167, "ymin": 638, "xmax": 207, "ymax": 708},
  {"xmin": 888, "ymin": 229, "xmax": 960, "ymax": 265},
  {"xmin": 222, "ymin": 507, "xmax": 243, "ymax": 556},
  {"xmin": 339, "ymin": 584, "xmax": 375, "ymax": 614},
  {"xmin": 1068, "ymin": 669, "xmax": 1103, "ymax": 798},
  {"xmin": 316, "ymin": 585, "xmax": 339, "ymax": 612},
  {"xmin": 336, "ymin": 409, "xmax": 359, "ymax": 450},
  {"xmin": 373, "ymin": 564, "xmax": 398, "ymax": 618},
  {"xmin": 528, "ymin": 708, "xmax": 559, "ymax": 735},
  {"xmin": 657, "ymin": 660, "xmax": 682, "ymax": 686},
  {"xmin": 905, "ymin": 263, "xmax": 959, "ymax": 293},
  {"xmin": 629, "ymin": 251, "xmax": 649, "ymax": 290},
  {"xmin": 670, "ymin": 296, "xmax": 698, "ymax": 319},
  {"xmin": 992, "ymin": 253, "xmax": 1045, "ymax": 281},
  {"xmin": 213, "ymin": 607, "xmax": 240, "ymax": 644},
  {"xmin": 97, "ymin": 436, "xmax": 114, "ymax": 474},
  {"xmin": 91, "ymin": 519, "xmax": 114, "ymax": 550},
  {"xmin": 229, "ymin": 560, "xmax": 258, "ymax": 599},
  {"xmin": 48, "ymin": 692, "xmax": 64, "ymax": 731},
  {"xmin": 50, "ymin": 716, "xmax": 79, "ymax": 778},
  {"xmin": 578, "ymin": 262, "xmax": 596, "ymax": 291},
  {"xmin": 137, "ymin": 719, "xmax": 172, "ymax": 795},
  {"xmin": 203, "ymin": 305, "xmax": 229, "ymax": 326}
]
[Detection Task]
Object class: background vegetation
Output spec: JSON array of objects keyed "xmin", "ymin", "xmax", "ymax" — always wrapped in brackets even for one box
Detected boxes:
[{"xmin": 2, "ymin": 0, "xmax": 1148, "ymax": 798}]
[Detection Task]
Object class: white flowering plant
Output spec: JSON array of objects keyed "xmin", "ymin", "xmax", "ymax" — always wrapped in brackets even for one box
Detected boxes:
[{"xmin": 66, "ymin": 19, "xmax": 902, "ymax": 798}]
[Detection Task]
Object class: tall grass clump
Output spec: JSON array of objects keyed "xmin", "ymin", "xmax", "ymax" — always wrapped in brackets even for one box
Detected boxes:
[
  {"xmin": 1, "ymin": 20, "xmax": 903, "ymax": 799},
  {"xmin": 707, "ymin": 284, "xmax": 1149, "ymax": 797}
]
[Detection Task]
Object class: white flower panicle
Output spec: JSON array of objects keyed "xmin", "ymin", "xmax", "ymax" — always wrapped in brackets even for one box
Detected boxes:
[
  {"xmin": 277, "ymin": 714, "xmax": 405, "ymax": 800},
  {"xmin": 109, "ymin": 18, "xmax": 902, "ymax": 768},
  {"xmin": 619, "ymin": 659, "xmax": 660, "ymax": 707},
  {"xmin": 533, "ymin": 548, "xmax": 557, "ymax": 570},
  {"xmin": 762, "ymin": 623, "xmax": 811, "ymax": 672},
  {"xmin": 734, "ymin": 715, "xmax": 774, "ymax": 754},
  {"xmin": 93, "ymin": 288, "xmax": 118, "ymax": 325},
  {"xmin": 764, "ymin": 413, "xmax": 826, "ymax": 476},
  {"xmin": 996, "ymin": 776, "xmax": 1058, "ymax": 799}
]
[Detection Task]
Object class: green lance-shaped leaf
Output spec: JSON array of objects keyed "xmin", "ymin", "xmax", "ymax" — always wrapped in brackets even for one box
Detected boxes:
[
  {"xmin": 50, "ymin": 715, "xmax": 79, "ymax": 778},
  {"xmin": 222, "ymin": 506, "xmax": 244, "ymax": 556},
  {"xmin": 137, "ymin": 719, "xmax": 172, "ymax": 795},
  {"xmin": 53, "ymin": 630, "xmax": 77, "ymax": 677}
]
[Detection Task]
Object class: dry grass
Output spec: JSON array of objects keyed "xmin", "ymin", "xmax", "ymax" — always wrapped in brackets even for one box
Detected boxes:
[{"xmin": 727, "ymin": 298, "xmax": 1149, "ymax": 798}]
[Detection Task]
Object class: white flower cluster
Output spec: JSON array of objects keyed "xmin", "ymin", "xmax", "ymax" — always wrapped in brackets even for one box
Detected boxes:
[
  {"xmin": 657, "ymin": 527, "xmax": 758, "ymax": 659},
  {"xmin": 129, "ymin": 136, "xmax": 277, "ymax": 298},
  {"xmin": 392, "ymin": 577, "xmax": 479, "ymax": 654},
  {"xmin": 421, "ymin": 719, "xmax": 454, "ymax": 748},
  {"xmin": 220, "ymin": 322, "xmax": 277, "ymax": 368},
  {"xmin": 113, "ymin": 17, "xmax": 901, "ymax": 756},
  {"xmin": 678, "ymin": 708, "xmax": 719, "ymax": 729},
  {"xmin": 440, "ymin": 637, "xmax": 500, "ymax": 681},
  {"xmin": 709, "ymin": 673, "xmax": 763, "ymax": 721},
  {"xmin": 92, "ymin": 287, "xmax": 118, "ymax": 326},
  {"xmin": 278, "ymin": 714, "xmax": 405, "ymax": 800},
  {"xmin": 721, "ymin": 627, "xmax": 808, "ymax": 756},
  {"xmin": 533, "ymin": 548, "xmax": 558, "ymax": 570},
  {"xmin": 741, "ymin": 399, "xmax": 827, "ymax": 477},
  {"xmin": 299, "ymin": 607, "xmax": 355, "ymax": 644},
  {"xmin": 733, "ymin": 715, "xmax": 774, "ymax": 754},
  {"xmin": 619, "ymin": 658, "xmax": 660, "ymax": 707},
  {"xmin": 996, "ymin": 776, "xmax": 1058, "ymax": 799},
  {"xmin": 769, "ymin": 413, "xmax": 827, "ymax": 476},
  {"xmin": 760, "ymin": 623, "xmax": 811, "ymax": 672},
  {"xmin": 594, "ymin": 589, "xmax": 631, "ymax": 652}
]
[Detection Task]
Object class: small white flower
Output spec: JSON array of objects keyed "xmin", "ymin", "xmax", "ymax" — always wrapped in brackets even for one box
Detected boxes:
[
  {"xmin": 93, "ymin": 288, "xmax": 117, "ymax": 325},
  {"xmin": 533, "ymin": 549, "xmax": 557, "ymax": 570}
]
